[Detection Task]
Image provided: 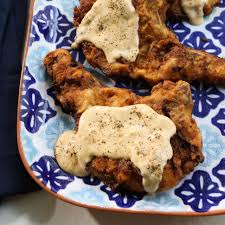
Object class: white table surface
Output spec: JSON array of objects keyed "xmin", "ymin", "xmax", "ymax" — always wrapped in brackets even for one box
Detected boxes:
[{"xmin": 1, "ymin": 190, "xmax": 225, "ymax": 225}]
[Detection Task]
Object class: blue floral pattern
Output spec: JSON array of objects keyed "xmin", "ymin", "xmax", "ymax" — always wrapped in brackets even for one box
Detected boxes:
[
  {"xmin": 183, "ymin": 32, "xmax": 221, "ymax": 56},
  {"xmin": 219, "ymin": 0, "xmax": 225, "ymax": 7},
  {"xmin": 175, "ymin": 171, "xmax": 225, "ymax": 212},
  {"xmin": 31, "ymin": 156, "xmax": 74, "ymax": 192},
  {"xmin": 167, "ymin": 21, "xmax": 191, "ymax": 42},
  {"xmin": 20, "ymin": 88, "xmax": 56, "ymax": 133},
  {"xmin": 212, "ymin": 109, "xmax": 225, "ymax": 135},
  {"xmin": 29, "ymin": 24, "xmax": 40, "ymax": 46},
  {"xmin": 191, "ymin": 83, "xmax": 224, "ymax": 118},
  {"xmin": 47, "ymin": 86, "xmax": 56, "ymax": 100},
  {"xmin": 33, "ymin": 5, "xmax": 73, "ymax": 43},
  {"xmin": 71, "ymin": 50, "xmax": 86, "ymax": 64},
  {"xmin": 206, "ymin": 11, "xmax": 225, "ymax": 47},
  {"xmin": 81, "ymin": 176, "xmax": 101, "ymax": 186},
  {"xmin": 100, "ymin": 185, "xmax": 144, "ymax": 208},
  {"xmin": 116, "ymin": 80, "xmax": 150, "ymax": 96},
  {"xmin": 56, "ymin": 29, "xmax": 86, "ymax": 64},
  {"xmin": 213, "ymin": 158, "xmax": 225, "ymax": 186},
  {"xmin": 23, "ymin": 66, "xmax": 36, "ymax": 91},
  {"xmin": 19, "ymin": 0, "xmax": 225, "ymax": 213}
]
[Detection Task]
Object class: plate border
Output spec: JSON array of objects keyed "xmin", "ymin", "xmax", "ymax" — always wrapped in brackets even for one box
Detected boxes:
[{"xmin": 17, "ymin": 0, "xmax": 225, "ymax": 216}]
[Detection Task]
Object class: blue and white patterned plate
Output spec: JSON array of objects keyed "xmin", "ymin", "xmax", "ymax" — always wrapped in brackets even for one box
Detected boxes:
[{"xmin": 18, "ymin": 0, "xmax": 225, "ymax": 215}]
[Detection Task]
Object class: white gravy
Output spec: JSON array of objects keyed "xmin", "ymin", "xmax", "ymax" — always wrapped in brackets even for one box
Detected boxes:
[
  {"xmin": 55, "ymin": 105, "xmax": 176, "ymax": 193},
  {"xmin": 72, "ymin": 0, "xmax": 139, "ymax": 63},
  {"xmin": 181, "ymin": 0, "xmax": 209, "ymax": 25}
]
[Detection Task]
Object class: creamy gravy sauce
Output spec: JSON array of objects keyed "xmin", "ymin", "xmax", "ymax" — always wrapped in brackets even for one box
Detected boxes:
[
  {"xmin": 72, "ymin": 0, "xmax": 139, "ymax": 63},
  {"xmin": 55, "ymin": 105, "xmax": 176, "ymax": 193},
  {"xmin": 181, "ymin": 0, "xmax": 208, "ymax": 25}
]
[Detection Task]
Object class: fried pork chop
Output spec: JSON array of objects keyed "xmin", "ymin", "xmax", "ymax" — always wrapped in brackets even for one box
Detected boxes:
[
  {"xmin": 74, "ymin": 0, "xmax": 225, "ymax": 86},
  {"xmin": 44, "ymin": 49, "xmax": 203, "ymax": 192}
]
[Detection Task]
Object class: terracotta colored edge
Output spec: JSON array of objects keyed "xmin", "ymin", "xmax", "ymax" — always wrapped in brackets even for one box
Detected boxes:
[{"xmin": 17, "ymin": 0, "xmax": 225, "ymax": 216}]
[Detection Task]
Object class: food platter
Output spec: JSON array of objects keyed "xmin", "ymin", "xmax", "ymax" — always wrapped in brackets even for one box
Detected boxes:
[{"xmin": 17, "ymin": 0, "xmax": 225, "ymax": 215}]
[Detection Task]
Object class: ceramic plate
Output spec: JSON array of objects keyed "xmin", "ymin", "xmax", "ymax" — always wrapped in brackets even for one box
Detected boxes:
[{"xmin": 18, "ymin": 0, "xmax": 225, "ymax": 215}]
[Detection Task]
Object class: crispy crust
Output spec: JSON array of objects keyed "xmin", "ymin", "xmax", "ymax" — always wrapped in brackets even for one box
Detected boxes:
[
  {"xmin": 74, "ymin": 0, "xmax": 224, "ymax": 86},
  {"xmin": 44, "ymin": 49, "xmax": 203, "ymax": 192}
]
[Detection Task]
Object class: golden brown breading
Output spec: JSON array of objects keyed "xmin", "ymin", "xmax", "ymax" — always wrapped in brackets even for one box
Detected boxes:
[
  {"xmin": 44, "ymin": 49, "xmax": 203, "ymax": 192},
  {"xmin": 74, "ymin": 0, "xmax": 225, "ymax": 86}
]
